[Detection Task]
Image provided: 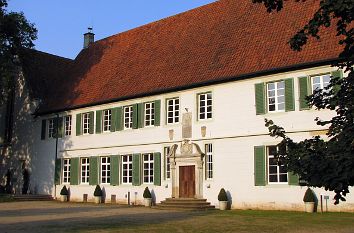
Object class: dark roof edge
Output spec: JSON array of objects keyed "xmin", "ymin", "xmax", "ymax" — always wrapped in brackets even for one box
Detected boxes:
[{"xmin": 36, "ymin": 57, "xmax": 340, "ymax": 116}]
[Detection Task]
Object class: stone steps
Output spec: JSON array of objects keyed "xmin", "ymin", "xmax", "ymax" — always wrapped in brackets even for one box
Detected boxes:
[
  {"xmin": 156, "ymin": 198, "xmax": 215, "ymax": 210},
  {"xmin": 12, "ymin": 194, "xmax": 53, "ymax": 201}
]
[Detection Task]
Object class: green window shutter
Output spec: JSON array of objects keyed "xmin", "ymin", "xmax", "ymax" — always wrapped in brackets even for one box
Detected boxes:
[
  {"xmin": 70, "ymin": 157, "xmax": 79, "ymax": 185},
  {"xmin": 110, "ymin": 108, "xmax": 117, "ymax": 132},
  {"xmin": 116, "ymin": 107, "xmax": 123, "ymax": 131},
  {"xmin": 132, "ymin": 104, "xmax": 138, "ymax": 129},
  {"xmin": 54, "ymin": 158, "xmax": 61, "ymax": 185},
  {"xmin": 132, "ymin": 153, "xmax": 141, "ymax": 186},
  {"xmin": 89, "ymin": 156, "xmax": 99, "ymax": 185},
  {"xmin": 138, "ymin": 103, "xmax": 144, "ymax": 128},
  {"xmin": 89, "ymin": 111, "xmax": 94, "ymax": 134},
  {"xmin": 254, "ymin": 146, "xmax": 266, "ymax": 186},
  {"xmin": 154, "ymin": 152, "xmax": 161, "ymax": 186},
  {"xmin": 285, "ymin": 78, "xmax": 295, "ymax": 112},
  {"xmin": 96, "ymin": 110, "xmax": 102, "ymax": 134},
  {"xmin": 255, "ymin": 83, "xmax": 266, "ymax": 115},
  {"xmin": 331, "ymin": 70, "xmax": 343, "ymax": 79},
  {"xmin": 331, "ymin": 70, "xmax": 343, "ymax": 94},
  {"xmin": 154, "ymin": 100, "xmax": 161, "ymax": 126},
  {"xmin": 41, "ymin": 119, "xmax": 46, "ymax": 140},
  {"xmin": 57, "ymin": 117, "xmax": 63, "ymax": 138},
  {"xmin": 110, "ymin": 155, "xmax": 120, "ymax": 185},
  {"xmin": 298, "ymin": 76, "xmax": 310, "ymax": 110},
  {"xmin": 288, "ymin": 172, "xmax": 299, "ymax": 186},
  {"xmin": 51, "ymin": 118, "xmax": 57, "ymax": 138},
  {"xmin": 76, "ymin": 113, "xmax": 82, "ymax": 136}
]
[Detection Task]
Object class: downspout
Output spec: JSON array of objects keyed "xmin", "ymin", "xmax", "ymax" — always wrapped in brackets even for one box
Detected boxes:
[{"xmin": 54, "ymin": 113, "xmax": 59, "ymax": 199}]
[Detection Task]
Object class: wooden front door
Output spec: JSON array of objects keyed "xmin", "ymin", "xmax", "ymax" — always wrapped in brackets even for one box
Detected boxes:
[{"xmin": 179, "ymin": 166, "xmax": 195, "ymax": 198}]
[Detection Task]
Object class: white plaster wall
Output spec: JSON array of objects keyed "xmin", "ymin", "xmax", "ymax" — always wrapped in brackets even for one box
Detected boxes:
[{"xmin": 26, "ymin": 65, "xmax": 353, "ymax": 211}]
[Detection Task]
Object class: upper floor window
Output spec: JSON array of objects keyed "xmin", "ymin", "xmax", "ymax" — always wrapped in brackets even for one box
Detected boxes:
[
  {"xmin": 63, "ymin": 158, "xmax": 70, "ymax": 183},
  {"xmin": 122, "ymin": 155, "xmax": 133, "ymax": 184},
  {"xmin": 267, "ymin": 81, "xmax": 285, "ymax": 112},
  {"xmin": 267, "ymin": 146, "xmax": 287, "ymax": 184},
  {"xmin": 166, "ymin": 98, "xmax": 179, "ymax": 124},
  {"xmin": 64, "ymin": 115, "xmax": 72, "ymax": 136},
  {"xmin": 143, "ymin": 153, "xmax": 154, "ymax": 184},
  {"xmin": 312, "ymin": 74, "xmax": 331, "ymax": 93},
  {"xmin": 103, "ymin": 109, "xmax": 112, "ymax": 132},
  {"xmin": 198, "ymin": 92, "xmax": 212, "ymax": 120},
  {"xmin": 81, "ymin": 157, "xmax": 89, "ymax": 184},
  {"xmin": 144, "ymin": 102, "xmax": 155, "ymax": 127},
  {"xmin": 48, "ymin": 119, "xmax": 55, "ymax": 138},
  {"xmin": 124, "ymin": 106, "xmax": 133, "ymax": 129},
  {"xmin": 101, "ymin": 156, "xmax": 110, "ymax": 184},
  {"xmin": 82, "ymin": 113, "xmax": 90, "ymax": 135}
]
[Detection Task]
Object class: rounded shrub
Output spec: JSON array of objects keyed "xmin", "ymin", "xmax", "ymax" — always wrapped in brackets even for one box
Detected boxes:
[
  {"xmin": 218, "ymin": 188, "xmax": 228, "ymax": 201},
  {"xmin": 303, "ymin": 188, "xmax": 316, "ymax": 202},
  {"xmin": 94, "ymin": 185, "xmax": 102, "ymax": 197},
  {"xmin": 60, "ymin": 185, "xmax": 68, "ymax": 196},
  {"xmin": 143, "ymin": 187, "xmax": 152, "ymax": 199}
]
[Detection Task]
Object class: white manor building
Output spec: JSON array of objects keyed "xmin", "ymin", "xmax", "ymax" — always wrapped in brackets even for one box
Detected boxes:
[{"xmin": 0, "ymin": 0, "xmax": 353, "ymax": 211}]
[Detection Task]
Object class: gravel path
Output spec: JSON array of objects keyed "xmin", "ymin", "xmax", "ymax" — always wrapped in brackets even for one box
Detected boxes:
[{"xmin": 0, "ymin": 201, "xmax": 200, "ymax": 233}]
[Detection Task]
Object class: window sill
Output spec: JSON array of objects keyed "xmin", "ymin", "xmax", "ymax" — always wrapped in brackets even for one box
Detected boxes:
[{"xmin": 266, "ymin": 183, "xmax": 292, "ymax": 188}]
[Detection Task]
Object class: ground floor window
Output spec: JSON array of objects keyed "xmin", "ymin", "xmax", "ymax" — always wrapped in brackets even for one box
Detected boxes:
[
  {"xmin": 143, "ymin": 153, "xmax": 154, "ymax": 183},
  {"xmin": 63, "ymin": 159, "xmax": 70, "ymax": 183},
  {"xmin": 267, "ymin": 146, "xmax": 287, "ymax": 183},
  {"xmin": 101, "ymin": 157, "xmax": 110, "ymax": 184},
  {"xmin": 122, "ymin": 155, "xmax": 133, "ymax": 184},
  {"xmin": 205, "ymin": 144, "xmax": 213, "ymax": 180},
  {"xmin": 164, "ymin": 147, "xmax": 171, "ymax": 179},
  {"xmin": 81, "ymin": 158, "xmax": 89, "ymax": 184}
]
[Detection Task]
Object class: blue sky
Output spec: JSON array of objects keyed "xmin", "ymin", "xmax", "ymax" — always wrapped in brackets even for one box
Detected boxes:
[{"xmin": 8, "ymin": 0, "xmax": 216, "ymax": 59}]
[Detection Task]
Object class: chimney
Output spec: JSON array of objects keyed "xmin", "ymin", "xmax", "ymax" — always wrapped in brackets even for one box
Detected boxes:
[{"xmin": 83, "ymin": 27, "xmax": 95, "ymax": 49}]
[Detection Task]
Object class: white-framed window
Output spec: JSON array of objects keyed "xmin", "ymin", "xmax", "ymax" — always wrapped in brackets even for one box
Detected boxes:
[
  {"xmin": 103, "ymin": 109, "xmax": 112, "ymax": 132},
  {"xmin": 166, "ymin": 98, "xmax": 179, "ymax": 124},
  {"xmin": 64, "ymin": 115, "xmax": 72, "ymax": 136},
  {"xmin": 81, "ymin": 158, "xmax": 89, "ymax": 184},
  {"xmin": 143, "ymin": 153, "xmax": 154, "ymax": 183},
  {"xmin": 63, "ymin": 158, "xmax": 70, "ymax": 183},
  {"xmin": 267, "ymin": 81, "xmax": 285, "ymax": 112},
  {"xmin": 205, "ymin": 143, "xmax": 213, "ymax": 180},
  {"xmin": 164, "ymin": 147, "xmax": 171, "ymax": 179},
  {"xmin": 267, "ymin": 146, "xmax": 287, "ymax": 183},
  {"xmin": 124, "ymin": 106, "xmax": 133, "ymax": 129},
  {"xmin": 82, "ymin": 113, "xmax": 90, "ymax": 135},
  {"xmin": 144, "ymin": 102, "xmax": 155, "ymax": 127},
  {"xmin": 122, "ymin": 155, "xmax": 133, "ymax": 184},
  {"xmin": 312, "ymin": 74, "xmax": 331, "ymax": 93},
  {"xmin": 100, "ymin": 156, "xmax": 110, "ymax": 184},
  {"xmin": 198, "ymin": 92, "xmax": 212, "ymax": 120},
  {"xmin": 48, "ymin": 119, "xmax": 55, "ymax": 138}
]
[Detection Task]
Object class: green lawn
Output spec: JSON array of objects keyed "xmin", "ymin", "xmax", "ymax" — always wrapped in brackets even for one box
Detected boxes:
[{"xmin": 70, "ymin": 209, "xmax": 354, "ymax": 233}]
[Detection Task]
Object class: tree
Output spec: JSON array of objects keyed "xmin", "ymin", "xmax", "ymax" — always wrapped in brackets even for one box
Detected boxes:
[
  {"xmin": 0, "ymin": 0, "xmax": 37, "ymax": 104},
  {"xmin": 253, "ymin": 0, "xmax": 353, "ymax": 204}
]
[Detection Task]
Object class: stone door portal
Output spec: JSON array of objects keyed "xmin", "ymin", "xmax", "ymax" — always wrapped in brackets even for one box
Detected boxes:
[{"xmin": 179, "ymin": 165, "xmax": 195, "ymax": 198}]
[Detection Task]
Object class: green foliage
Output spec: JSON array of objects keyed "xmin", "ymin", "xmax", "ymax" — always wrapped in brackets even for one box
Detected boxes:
[
  {"xmin": 255, "ymin": 0, "xmax": 354, "ymax": 205},
  {"xmin": 218, "ymin": 188, "xmax": 228, "ymax": 201},
  {"xmin": 0, "ymin": 0, "xmax": 37, "ymax": 104},
  {"xmin": 303, "ymin": 188, "xmax": 316, "ymax": 203},
  {"xmin": 60, "ymin": 185, "xmax": 68, "ymax": 196},
  {"xmin": 143, "ymin": 187, "xmax": 152, "ymax": 198},
  {"xmin": 93, "ymin": 185, "xmax": 102, "ymax": 197}
]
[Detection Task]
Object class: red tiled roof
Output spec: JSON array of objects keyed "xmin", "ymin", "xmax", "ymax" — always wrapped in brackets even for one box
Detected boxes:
[
  {"xmin": 36, "ymin": 0, "xmax": 342, "ymax": 115},
  {"xmin": 20, "ymin": 49, "xmax": 73, "ymax": 102}
]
